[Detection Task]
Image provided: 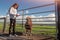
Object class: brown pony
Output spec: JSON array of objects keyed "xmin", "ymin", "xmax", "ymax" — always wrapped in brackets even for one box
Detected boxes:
[{"xmin": 25, "ymin": 16, "xmax": 32, "ymax": 36}]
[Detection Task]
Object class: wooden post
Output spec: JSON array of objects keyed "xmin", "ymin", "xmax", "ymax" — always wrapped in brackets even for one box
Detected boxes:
[
  {"xmin": 55, "ymin": 0, "xmax": 60, "ymax": 40},
  {"xmin": 22, "ymin": 10, "xmax": 24, "ymax": 28},
  {"xmin": 22, "ymin": 10, "xmax": 24, "ymax": 33},
  {"xmin": 2, "ymin": 17, "xmax": 6, "ymax": 33}
]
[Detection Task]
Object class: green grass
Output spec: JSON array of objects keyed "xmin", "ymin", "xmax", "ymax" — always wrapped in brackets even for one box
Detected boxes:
[{"xmin": 0, "ymin": 23, "xmax": 56, "ymax": 37}]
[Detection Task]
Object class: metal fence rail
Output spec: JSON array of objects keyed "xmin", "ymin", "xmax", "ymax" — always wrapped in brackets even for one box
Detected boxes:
[
  {"xmin": 18, "ymin": 3, "xmax": 55, "ymax": 11},
  {"xmin": 24, "ymin": 10, "xmax": 55, "ymax": 15}
]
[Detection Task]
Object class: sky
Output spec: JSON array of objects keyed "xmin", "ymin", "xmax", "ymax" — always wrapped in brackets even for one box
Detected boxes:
[{"xmin": 0, "ymin": 0, "xmax": 55, "ymax": 16}]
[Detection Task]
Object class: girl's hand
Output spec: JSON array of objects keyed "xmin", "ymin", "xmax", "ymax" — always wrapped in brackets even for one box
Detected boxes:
[{"xmin": 16, "ymin": 14, "xmax": 20, "ymax": 17}]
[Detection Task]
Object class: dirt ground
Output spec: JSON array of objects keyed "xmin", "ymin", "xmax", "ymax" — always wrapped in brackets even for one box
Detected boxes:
[
  {"xmin": 0, "ymin": 34, "xmax": 55, "ymax": 40},
  {"xmin": 0, "ymin": 32, "xmax": 55, "ymax": 40}
]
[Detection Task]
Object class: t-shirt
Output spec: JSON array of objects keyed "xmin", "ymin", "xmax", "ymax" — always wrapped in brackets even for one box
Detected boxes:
[{"xmin": 9, "ymin": 7, "xmax": 17, "ymax": 19}]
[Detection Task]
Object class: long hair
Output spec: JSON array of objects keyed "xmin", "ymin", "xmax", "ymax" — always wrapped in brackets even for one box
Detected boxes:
[
  {"xmin": 11, "ymin": 3, "xmax": 18, "ymax": 9},
  {"xmin": 8, "ymin": 3, "xmax": 18, "ymax": 15}
]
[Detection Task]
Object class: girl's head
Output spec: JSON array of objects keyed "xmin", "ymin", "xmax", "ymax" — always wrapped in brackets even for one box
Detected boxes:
[{"xmin": 12, "ymin": 3, "xmax": 18, "ymax": 9}]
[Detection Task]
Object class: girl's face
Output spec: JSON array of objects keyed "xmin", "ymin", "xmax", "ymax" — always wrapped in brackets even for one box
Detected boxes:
[{"xmin": 14, "ymin": 5, "xmax": 18, "ymax": 9}]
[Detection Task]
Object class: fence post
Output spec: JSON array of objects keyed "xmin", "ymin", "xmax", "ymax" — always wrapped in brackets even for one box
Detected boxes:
[
  {"xmin": 2, "ymin": 17, "xmax": 6, "ymax": 33},
  {"xmin": 22, "ymin": 10, "xmax": 24, "ymax": 32},
  {"xmin": 55, "ymin": 0, "xmax": 60, "ymax": 40}
]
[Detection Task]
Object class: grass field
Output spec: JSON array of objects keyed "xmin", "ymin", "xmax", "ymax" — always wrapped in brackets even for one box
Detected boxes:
[{"xmin": 0, "ymin": 23, "xmax": 56, "ymax": 37}]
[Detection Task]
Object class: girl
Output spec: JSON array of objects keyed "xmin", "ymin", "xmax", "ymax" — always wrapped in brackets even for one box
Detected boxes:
[
  {"xmin": 9, "ymin": 3, "xmax": 20, "ymax": 37},
  {"xmin": 25, "ymin": 16, "xmax": 32, "ymax": 36}
]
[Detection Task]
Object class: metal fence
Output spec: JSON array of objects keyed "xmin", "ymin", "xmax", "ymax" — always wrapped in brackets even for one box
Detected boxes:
[{"xmin": 17, "ymin": 2, "xmax": 56, "ymax": 36}]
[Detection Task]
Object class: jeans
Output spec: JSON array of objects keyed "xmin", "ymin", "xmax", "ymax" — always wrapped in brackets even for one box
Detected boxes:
[{"xmin": 9, "ymin": 19, "xmax": 16, "ymax": 35}]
